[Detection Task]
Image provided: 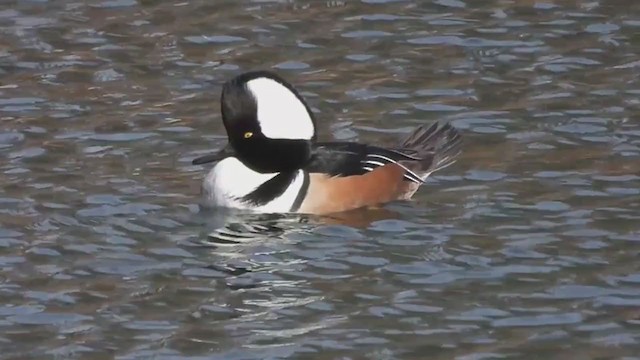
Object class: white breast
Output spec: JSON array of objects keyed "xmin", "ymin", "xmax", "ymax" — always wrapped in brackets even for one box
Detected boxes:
[{"xmin": 201, "ymin": 157, "xmax": 305, "ymax": 213}]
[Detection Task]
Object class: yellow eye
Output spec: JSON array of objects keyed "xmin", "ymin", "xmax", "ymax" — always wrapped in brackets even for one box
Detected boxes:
[{"xmin": 244, "ymin": 132, "xmax": 253, "ymax": 139}]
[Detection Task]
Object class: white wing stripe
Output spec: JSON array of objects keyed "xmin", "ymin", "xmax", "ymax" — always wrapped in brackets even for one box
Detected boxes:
[
  {"xmin": 363, "ymin": 160, "xmax": 386, "ymax": 167},
  {"xmin": 366, "ymin": 153, "xmax": 396, "ymax": 163},
  {"xmin": 361, "ymin": 153, "xmax": 424, "ymax": 184}
]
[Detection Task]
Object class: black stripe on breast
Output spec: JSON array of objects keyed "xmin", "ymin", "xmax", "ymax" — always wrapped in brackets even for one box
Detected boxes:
[
  {"xmin": 290, "ymin": 171, "xmax": 309, "ymax": 212},
  {"xmin": 241, "ymin": 171, "xmax": 298, "ymax": 206}
]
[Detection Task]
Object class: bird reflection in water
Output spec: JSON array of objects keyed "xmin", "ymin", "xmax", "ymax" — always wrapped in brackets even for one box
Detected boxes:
[{"xmin": 194, "ymin": 205, "xmax": 405, "ymax": 278}]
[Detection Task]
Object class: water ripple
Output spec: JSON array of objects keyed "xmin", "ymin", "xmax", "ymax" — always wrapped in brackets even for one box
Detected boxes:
[{"xmin": 0, "ymin": 0, "xmax": 639, "ymax": 358}]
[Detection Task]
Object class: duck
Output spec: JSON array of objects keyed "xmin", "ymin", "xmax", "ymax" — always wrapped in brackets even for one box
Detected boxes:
[{"xmin": 192, "ymin": 70, "xmax": 462, "ymax": 215}]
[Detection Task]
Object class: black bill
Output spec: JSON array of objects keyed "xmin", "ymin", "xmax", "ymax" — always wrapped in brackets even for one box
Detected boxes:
[{"xmin": 192, "ymin": 143, "xmax": 236, "ymax": 165}]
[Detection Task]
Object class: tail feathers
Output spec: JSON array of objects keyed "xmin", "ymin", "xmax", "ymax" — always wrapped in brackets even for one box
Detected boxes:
[{"xmin": 399, "ymin": 122, "xmax": 462, "ymax": 180}]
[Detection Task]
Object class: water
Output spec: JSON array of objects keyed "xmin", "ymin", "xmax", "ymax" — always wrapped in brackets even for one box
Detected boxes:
[{"xmin": 1, "ymin": 0, "xmax": 640, "ymax": 358}]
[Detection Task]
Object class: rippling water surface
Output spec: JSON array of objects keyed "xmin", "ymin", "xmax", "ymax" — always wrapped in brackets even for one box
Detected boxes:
[{"xmin": 1, "ymin": 0, "xmax": 640, "ymax": 358}]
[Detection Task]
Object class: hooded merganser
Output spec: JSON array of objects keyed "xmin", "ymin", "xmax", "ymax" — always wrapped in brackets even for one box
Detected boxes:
[{"xmin": 192, "ymin": 70, "xmax": 462, "ymax": 215}]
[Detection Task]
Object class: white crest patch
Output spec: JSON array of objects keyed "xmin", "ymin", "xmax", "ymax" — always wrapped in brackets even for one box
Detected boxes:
[
  {"xmin": 246, "ymin": 77, "xmax": 315, "ymax": 140},
  {"xmin": 201, "ymin": 157, "xmax": 305, "ymax": 213}
]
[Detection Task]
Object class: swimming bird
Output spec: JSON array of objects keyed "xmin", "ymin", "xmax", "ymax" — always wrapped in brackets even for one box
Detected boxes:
[{"xmin": 192, "ymin": 70, "xmax": 462, "ymax": 215}]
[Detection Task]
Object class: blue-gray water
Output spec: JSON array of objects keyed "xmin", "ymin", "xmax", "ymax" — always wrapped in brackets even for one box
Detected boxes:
[{"xmin": 1, "ymin": 1, "xmax": 640, "ymax": 359}]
